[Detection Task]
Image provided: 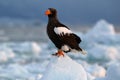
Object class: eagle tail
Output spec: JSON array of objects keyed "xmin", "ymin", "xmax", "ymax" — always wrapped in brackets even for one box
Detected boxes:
[{"xmin": 71, "ymin": 47, "xmax": 87, "ymax": 55}]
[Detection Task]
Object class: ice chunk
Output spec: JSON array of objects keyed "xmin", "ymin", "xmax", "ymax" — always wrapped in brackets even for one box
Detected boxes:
[
  {"xmin": 95, "ymin": 63, "xmax": 120, "ymax": 80},
  {"xmin": 87, "ymin": 72, "xmax": 95, "ymax": 80},
  {"xmin": 87, "ymin": 20, "xmax": 115, "ymax": 35},
  {"xmin": 105, "ymin": 63, "xmax": 120, "ymax": 80},
  {"xmin": 86, "ymin": 64, "xmax": 106, "ymax": 77},
  {"xmin": 85, "ymin": 20, "xmax": 116, "ymax": 44},
  {"xmin": 0, "ymin": 47, "xmax": 15, "ymax": 62},
  {"xmin": 41, "ymin": 54, "xmax": 87, "ymax": 80},
  {"xmin": 87, "ymin": 45, "xmax": 119, "ymax": 61},
  {"xmin": 10, "ymin": 42, "xmax": 41, "ymax": 55}
]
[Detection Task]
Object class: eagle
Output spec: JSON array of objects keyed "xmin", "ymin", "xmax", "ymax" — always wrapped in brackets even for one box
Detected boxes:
[{"xmin": 45, "ymin": 8, "xmax": 86, "ymax": 57}]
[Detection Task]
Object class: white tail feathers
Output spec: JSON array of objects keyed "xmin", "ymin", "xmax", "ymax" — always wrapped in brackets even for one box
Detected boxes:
[{"xmin": 71, "ymin": 48, "xmax": 87, "ymax": 55}]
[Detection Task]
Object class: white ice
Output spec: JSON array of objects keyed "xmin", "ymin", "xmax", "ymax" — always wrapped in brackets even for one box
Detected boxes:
[
  {"xmin": 96, "ymin": 63, "xmax": 120, "ymax": 80},
  {"xmin": 41, "ymin": 54, "xmax": 87, "ymax": 80}
]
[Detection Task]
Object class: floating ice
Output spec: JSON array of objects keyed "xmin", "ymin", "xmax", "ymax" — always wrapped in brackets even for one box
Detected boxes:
[
  {"xmin": 86, "ymin": 64, "xmax": 106, "ymax": 77},
  {"xmin": 78, "ymin": 20, "xmax": 120, "ymax": 62},
  {"xmin": 105, "ymin": 63, "xmax": 120, "ymax": 80},
  {"xmin": 96, "ymin": 63, "xmax": 120, "ymax": 80},
  {"xmin": 9, "ymin": 42, "xmax": 41, "ymax": 55},
  {"xmin": 87, "ymin": 72, "xmax": 95, "ymax": 80},
  {"xmin": 85, "ymin": 20, "xmax": 116, "ymax": 44},
  {"xmin": 89, "ymin": 20, "xmax": 115, "ymax": 35},
  {"xmin": 41, "ymin": 55, "xmax": 87, "ymax": 80},
  {"xmin": 87, "ymin": 44, "xmax": 119, "ymax": 61},
  {"xmin": 0, "ymin": 47, "xmax": 15, "ymax": 62},
  {"xmin": 0, "ymin": 63, "xmax": 29, "ymax": 79}
]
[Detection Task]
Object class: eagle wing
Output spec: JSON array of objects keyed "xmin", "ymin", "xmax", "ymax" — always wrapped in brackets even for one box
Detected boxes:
[{"xmin": 54, "ymin": 27, "xmax": 81, "ymax": 44}]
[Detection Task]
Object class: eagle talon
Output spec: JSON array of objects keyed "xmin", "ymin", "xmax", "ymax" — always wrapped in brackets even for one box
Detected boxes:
[
  {"xmin": 52, "ymin": 53, "xmax": 58, "ymax": 56},
  {"xmin": 52, "ymin": 50, "xmax": 64, "ymax": 57}
]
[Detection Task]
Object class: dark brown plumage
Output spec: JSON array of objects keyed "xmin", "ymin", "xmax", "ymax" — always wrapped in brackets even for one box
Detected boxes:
[{"xmin": 45, "ymin": 8, "xmax": 86, "ymax": 56}]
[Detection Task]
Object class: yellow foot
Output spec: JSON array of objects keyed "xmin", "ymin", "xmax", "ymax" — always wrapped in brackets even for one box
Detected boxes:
[{"xmin": 52, "ymin": 50, "xmax": 64, "ymax": 57}]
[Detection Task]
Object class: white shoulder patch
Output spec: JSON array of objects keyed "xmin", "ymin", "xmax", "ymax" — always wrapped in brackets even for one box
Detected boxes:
[{"xmin": 54, "ymin": 27, "xmax": 72, "ymax": 35}]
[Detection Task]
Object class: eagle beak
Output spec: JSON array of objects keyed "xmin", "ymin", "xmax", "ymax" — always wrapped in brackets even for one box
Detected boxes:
[{"xmin": 45, "ymin": 10, "xmax": 51, "ymax": 15}]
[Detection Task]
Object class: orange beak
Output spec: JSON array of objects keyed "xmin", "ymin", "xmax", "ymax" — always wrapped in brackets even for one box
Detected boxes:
[{"xmin": 45, "ymin": 10, "xmax": 51, "ymax": 15}]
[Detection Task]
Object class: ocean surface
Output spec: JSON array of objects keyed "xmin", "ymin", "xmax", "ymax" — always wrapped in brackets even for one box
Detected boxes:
[{"xmin": 0, "ymin": 19, "xmax": 120, "ymax": 80}]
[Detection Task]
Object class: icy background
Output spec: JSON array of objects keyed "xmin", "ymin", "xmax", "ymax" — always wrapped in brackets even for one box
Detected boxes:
[{"xmin": 0, "ymin": 20, "xmax": 120, "ymax": 80}]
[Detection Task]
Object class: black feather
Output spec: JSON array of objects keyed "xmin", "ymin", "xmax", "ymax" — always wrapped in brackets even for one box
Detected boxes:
[{"xmin": 46, "ymin": 8, "xmax": 83, "ymax": 53}]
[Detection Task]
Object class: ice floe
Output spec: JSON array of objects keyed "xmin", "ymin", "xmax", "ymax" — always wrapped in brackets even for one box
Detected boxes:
[{"xmin": 41, "ymin": 54, "xmax": 87, "ymax": 80}]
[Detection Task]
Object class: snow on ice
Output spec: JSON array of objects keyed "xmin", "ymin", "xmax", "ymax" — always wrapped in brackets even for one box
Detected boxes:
[
  {"xmin": 105, "ymin": 63, "xmax": 120, "ymax": 80},
  {"xmin": 41, "ymin": 54, "xmax": 87, "ymax": 80},
  {"xmin": 80, "ymin": 20, "xmax": 120, "ymax": 62},
  {"xmin": 85, "ymin": 20, "xmax": 115, "ymax": 44},
  {"xmin": 96, "ymin": 63, "xmax": 120, "ymax": 80}
]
